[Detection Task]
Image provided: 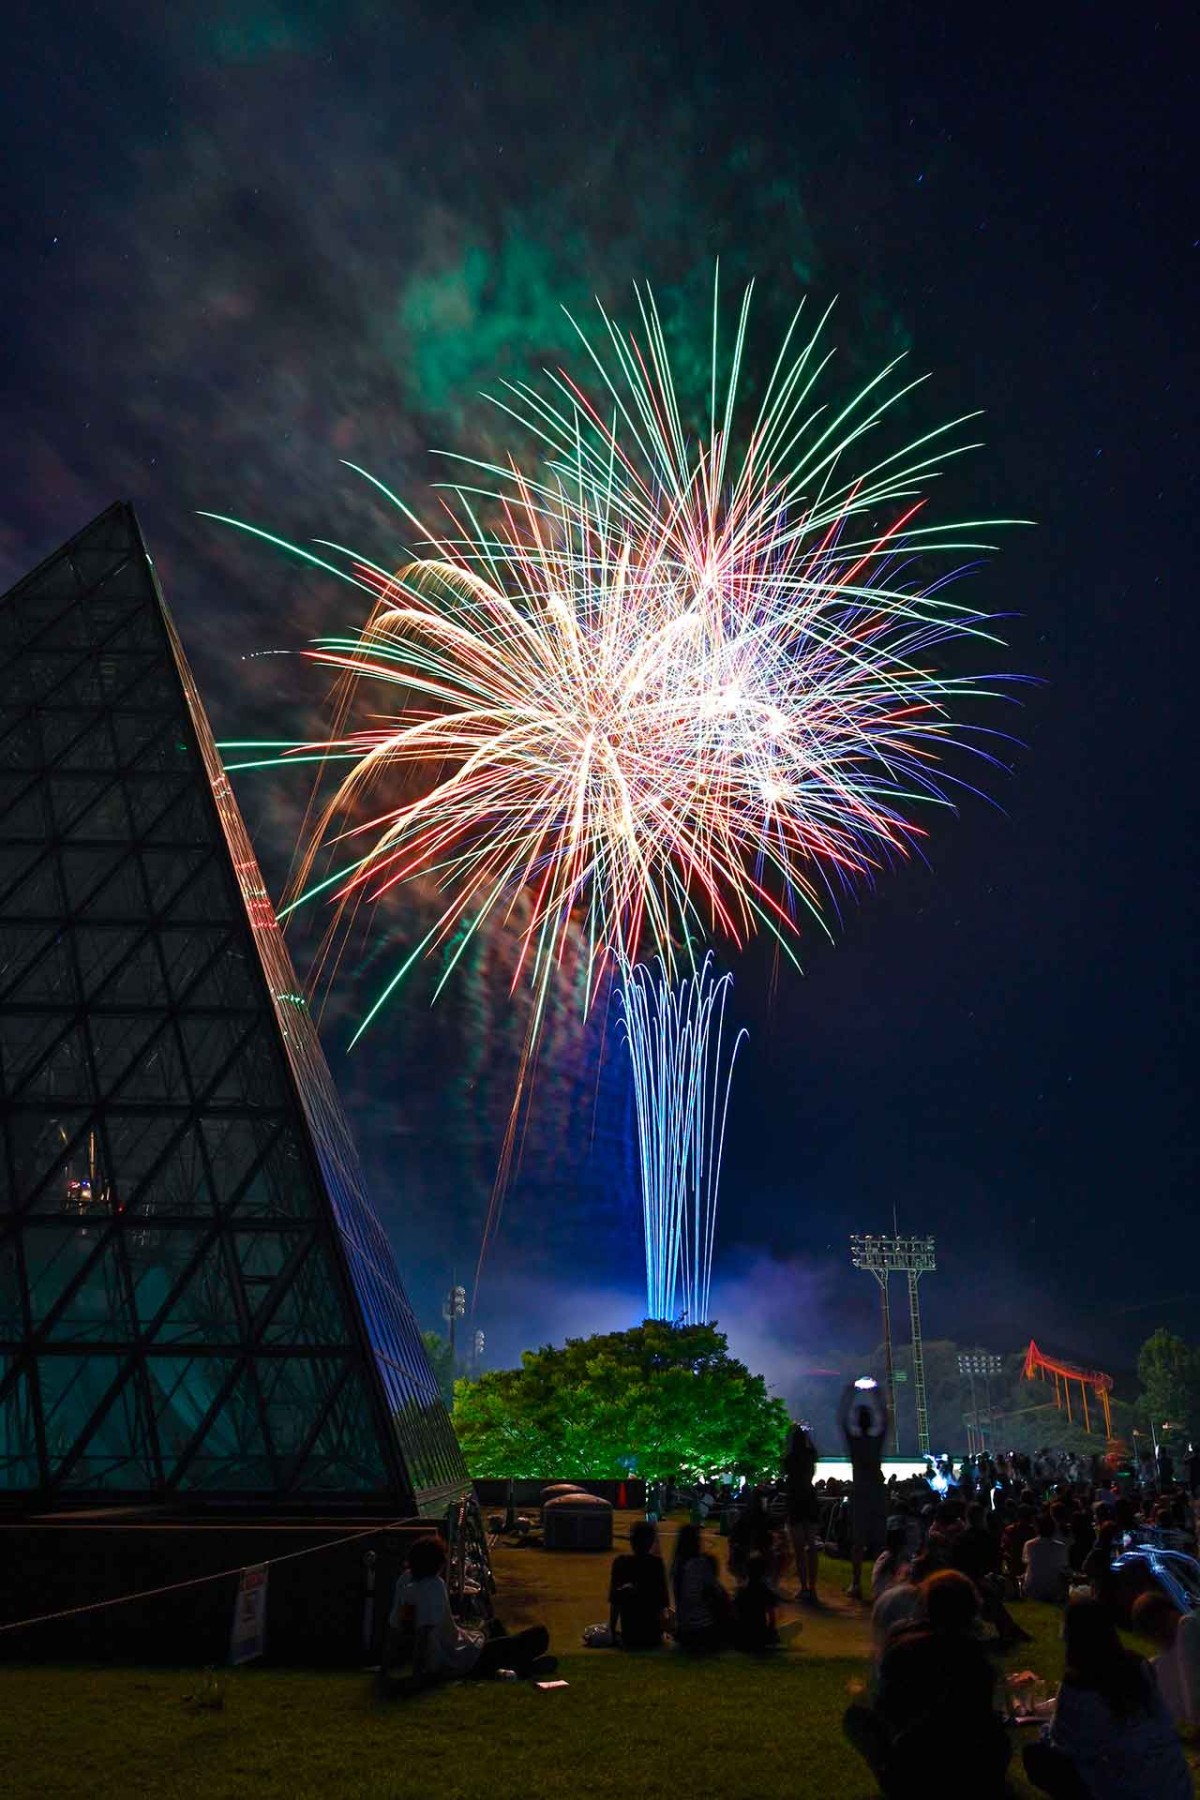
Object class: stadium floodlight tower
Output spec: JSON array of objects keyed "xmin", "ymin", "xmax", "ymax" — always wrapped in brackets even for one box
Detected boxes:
[
  {"xmin": 957, "ymin": 1350, "xmax": 1004, "ymax": 1453},
  {"xmin": 850, "ymin": 1234, "xmax": 937, "ymax": 1457}
]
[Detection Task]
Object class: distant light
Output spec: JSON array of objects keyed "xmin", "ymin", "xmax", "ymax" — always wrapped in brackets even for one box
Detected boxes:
[{"xmin": 854, "ymin": 1377, "xmax": 878, "ymax": 1391}]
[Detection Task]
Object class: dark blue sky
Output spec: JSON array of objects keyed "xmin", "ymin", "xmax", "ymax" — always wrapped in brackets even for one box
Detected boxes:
[{"xmin": 2, "ymin": 0, "xmax": 1195, "ymax": 1397}]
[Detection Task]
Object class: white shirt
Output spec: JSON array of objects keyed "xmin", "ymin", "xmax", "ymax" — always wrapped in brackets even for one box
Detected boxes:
[
  {"xmin": 389, "ymin": 1572, "xmax": 483, "ymax": 1675},
  {"xmin": 1154, "ymin": 1610, "xmax": 1200, "ymax": 1728},
  {"xmin": 1022, "ymin": 1534, "xmax": 1070, "ymax": 1601}
]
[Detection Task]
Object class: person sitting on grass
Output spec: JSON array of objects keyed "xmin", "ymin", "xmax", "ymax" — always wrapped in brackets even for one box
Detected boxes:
[
  {"xmin": 727, "ymin": 1486, "xmax": 775, "ymax": 1582},
  {"xmin": 1080, "ymin": 1518, "xmax": 1120, "ymax": 1611},
  {"xmin": 731, "ymin": 1550, "xmax": 780, "ymax": 1653},
  {"xmin": 844, "ymin": 1569, "xmax": 1011, "ymax": 1798},
  {"xmin": 871, "ymin": 1524, "xmax": 910, "ymax": 1599},
  {"xmin": 1023, "ymin": 1596, "xmax": 1192, "ymax": 1800},
  {"xmin": 869, "ymin": 1551, "xmax": 933, "ymax": 1661},
  {"xmin": 1132, "ymin": 1588, "xmax": 1200, "ymax": 1731},
  {"xmin": 1023, "ymin": 1512, "xmax": 1071, "ymax": 1602},
  {"xmin": 671, "ymin": 1523, "xmax": 730, "ymax": 1652},
  {"xmin": 387, "ymin": 1536, "xmax": 551, "ymax": 1682},
  {"xmin": 608, "ymin": 1519, "xmax": 670, "ymax": 1649}
]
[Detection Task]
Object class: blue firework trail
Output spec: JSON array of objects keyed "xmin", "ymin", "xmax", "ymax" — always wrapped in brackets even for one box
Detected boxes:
[{"xmin": 620, "ymin": 955, "xmax": 747, "ymax": 1323}]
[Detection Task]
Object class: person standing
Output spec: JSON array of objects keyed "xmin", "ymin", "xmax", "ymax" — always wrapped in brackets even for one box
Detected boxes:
[
  {"xmin": 783, "ymin": 1423, "xmax": 822, "ymax": 1604},
  {"xmin": 842, "ymin": 1379, "xmax": 889, "ymax": 1603}
]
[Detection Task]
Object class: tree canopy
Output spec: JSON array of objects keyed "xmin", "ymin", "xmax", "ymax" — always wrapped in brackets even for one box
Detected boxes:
[
  {"xmin": 451, "ymin": 1321, "xmax": 790, "ymax": 1482},
  {"xmin": 1138, "ymin": 1328, "xmax": 1200, "ymax": 1442}
]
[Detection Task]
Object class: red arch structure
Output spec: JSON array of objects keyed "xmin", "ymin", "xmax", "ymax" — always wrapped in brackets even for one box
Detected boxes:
[{"xmin": 1023, "ymin": 1340, "xmax": 1114, "ymax": 1438}]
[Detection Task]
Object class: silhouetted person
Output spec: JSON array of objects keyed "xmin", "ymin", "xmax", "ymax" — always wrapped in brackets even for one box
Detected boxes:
[
  {"xmin": 783, "ymin": 1424, "xmax": 821, "ymax": 1603},
  {"xmin": 731, "ymin": 1550, "xmax": 780, "ymax": 1652},
  {"xmin": 671, "ymin": 1523, "xmax": 730, "ymax": 1652},
  {"xmin": 1133, "ymin": 1589, "xmax": 1200, "ymax": 1732},
  {"xmin": 1022, "ymin": 1512, "xmax": 1070, "ymax": 1602},
  {"xmin": 608, "ymin": 1519, "xmax": 669, "ymax": 1648},
  {"xmin": 1023, "ymin": 1597, "xmax": 1192, "ymax": 1800},
  {"xmin": 844, "ymin": 1569, "xmax": 1010, "ymax": 1797},
  {"xmin": 842, "ymin": 1381, "xmax": 888, "ymax": 1602},
  {"xmin": 388, "ymin": 1536, "xmax": 550, "ymax": 1680}
]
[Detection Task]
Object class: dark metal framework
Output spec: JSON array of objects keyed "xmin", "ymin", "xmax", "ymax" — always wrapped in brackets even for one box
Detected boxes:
[
  {"xmin": 850, "ymin": 1233, "xmax": 937, "ymax": 1457},
  {"xmin": 0, "ymin": 504, "xmax": 467, "ymax": 1509}
]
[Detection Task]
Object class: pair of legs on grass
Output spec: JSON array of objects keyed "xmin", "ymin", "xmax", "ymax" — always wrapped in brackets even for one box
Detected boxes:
[{"xmin": 471, "ymin": 1625, "xmax": 550, "ymax": 1678}]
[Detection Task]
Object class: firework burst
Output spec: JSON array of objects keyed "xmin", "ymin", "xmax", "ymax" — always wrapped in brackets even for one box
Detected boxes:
[{"xmin": 213, "ymin": 281, "xmax": 1015, "ymax": 1037}]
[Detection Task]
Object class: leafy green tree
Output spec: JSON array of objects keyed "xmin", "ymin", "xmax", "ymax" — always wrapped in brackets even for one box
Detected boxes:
[
  {"xmin": 421, "ymin": 1329, "xmax": 457, "ymax": 1410},
  {"xmin": 451, "ymin": 1321, "xmax": 790, "ymax": 1482},
  {"xmin": 1137, "ymin": 1329, "xmax": 1200, "ymax": 1442}
]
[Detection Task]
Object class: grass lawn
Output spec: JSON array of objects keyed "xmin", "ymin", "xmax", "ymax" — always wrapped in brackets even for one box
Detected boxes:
[{"xmin": 2, "ymin": 1527, "xmax": 1196, "ymax": 1799}]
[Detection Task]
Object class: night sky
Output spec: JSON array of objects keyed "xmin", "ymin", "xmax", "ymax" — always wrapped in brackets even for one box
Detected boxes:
[{"xmin": 3, "ymin": 1, "xmax": 1196, "ymax": 1403}]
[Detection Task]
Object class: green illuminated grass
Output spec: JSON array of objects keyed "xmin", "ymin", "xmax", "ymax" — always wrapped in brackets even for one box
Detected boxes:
[
  {"xmin": 0, "ymin": 1608, "xmax": 1061, "ymax": 1800},
  {"xmin": 3, "ymin": 1539, "xmax": 1197, "ymax": 1800}
]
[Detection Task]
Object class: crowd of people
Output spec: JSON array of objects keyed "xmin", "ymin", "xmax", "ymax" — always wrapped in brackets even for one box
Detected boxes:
[{"xmin": 385, "ymin": 1414, "xmax": 1200, "ymax": 1798}]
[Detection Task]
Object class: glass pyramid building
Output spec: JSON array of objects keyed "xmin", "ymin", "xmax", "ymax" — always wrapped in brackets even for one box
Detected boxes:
[{"xmin": 0, "ymin": 504, "xmax": 467, "ymax": 1510}]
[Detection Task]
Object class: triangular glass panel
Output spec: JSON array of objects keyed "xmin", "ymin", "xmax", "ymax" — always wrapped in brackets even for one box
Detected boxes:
[
  {"xmin": 46, "ymin": 1230, "xmax": 135, "ymax": 1344},
  {"xmin": 177, "ymin": 1015, "xmax": 258, "ymax": 1099},
  {"xmin": 0, "ymin": 1241, "xmax": 24, "ymax": 1339},
  {"xmin": 111, "ymin": 709, "xmax": 174, "ymax": 768},
  {"xmin": 144, "ymin": 1233, "xmax": 242, "ymax": 1347},
  {"xmin": 87, "ymin": 1013, "xmax": 170, "ymax": 1094},
  {"xmin": 108, "ymin": 1019, "xmax": 187, "ymax": 1104},
  {"xmin": 53, "ymin": 715, "xmax": 118, "ymax": 772},
  {"xmin": 126, "ymin": 776, "xmax": 202, "ymax": 842},
  {"xmin": 4, "ymin": 1109, "xmax": 94, "ymax": 1214},
  {"xmin": 158, "ymin": 853, "xmax": 236, "ymax": 925},
  {"xmin": 174, "ymin": 1363, "xmax": 275, "ymax": 1491},
  {"xmin": 0, "ymin": 1362, "xmax": 41, "ymax": 1489},
  {"xmin": 0, "ymin": 713, "xmax": 42, "ymax": 772},
  {"xmin": 38, "ymin": 705, "xmax": 107, "ymax": 765},
  {"xmin": 36, "ymin": 1349, "xmax": 120, "ymax": 1473},
  {"xmin": 0, "ymin": 773, "xmax": 49, "ymax": 834},
  {"xmin": 156, "ymin": 926, "xmax": 231, "ymax": 1006},
  {"xmin": 0, "ymin": 844, "xmax": 59, "ymax": 915},
  {"xmin": 22, "ymin": 1221, "xmax": 105, "ymax": 1327},
  {"xmin": 10, "ymin": 551, "xmax": 81, "ymax": 613},
  {"xmin": 0, "ymin": 925, "xmax": 77, "ymax": 1006},
  {"xmin": 180, "ymin": 943, "xmax": 261, "ymax": 1013},
  {"xmin": 90, "ymin": 934, "xmax": 169, "ymax": 1009},
  {"xmin": 76, "ymin": 850, "xmax": 150, "ymax": 920},
  {"xmin": 259, "ymin": 1238, "xmax": 350, "ymax": 1347},
  {"xmin": 59, "ymin": 1364, "xmax": 157, "ymax": 1490},
  {"xmin": 59, "ymin": 844, "xmax": 140, "ymax": 917},
  {"xmin": 140, "ymin": 845, "xmax": 216, "ymax": 915},
  {"xmin": 144, "ymin": 1353, "xmax": 235, "ymax": 1466},
  {"xmin": 102, "ymin": 1112, "xmax": 208, "ymax": 1218},
  {"xmin": 70, "ymin": 924, "xmax": 149, "ymax": 999},
  {"xmin": 292, "ymin": 1364, "xmax": 387, "ymax": 1491},
  {"xmin": 53, "ymin": 777, "xmax": 131, "ymax": 843},
  {"xmin": 255, "ymin": 1356, "xmax": 344, "ymax": 1471},
  {"xmin": 0, "ymin": 1010, "xmax": 78, "ymax": 1094},
  {"xmin": 12, "ymin": 1020, "xmax": 94, "ymax": 1103}
]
